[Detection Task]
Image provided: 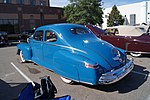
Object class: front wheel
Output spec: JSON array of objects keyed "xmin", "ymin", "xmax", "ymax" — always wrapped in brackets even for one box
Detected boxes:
[
  {"xmin": 60, "ymin": 76, "xmax": 73, "ymax": 84},
  {"xmin": 130, "ymin": 52, "xmax": 141, "ymax": 57},
  {"xmin": 20, "ymin": 50, "xmax": 26, "ymax": 63}
]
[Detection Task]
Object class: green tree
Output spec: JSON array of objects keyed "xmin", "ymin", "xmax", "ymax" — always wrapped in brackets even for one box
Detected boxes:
[
  {"xmin": 107, "ymin": 5, "xmax": 124, "ymax": 27},
  {"xmin": 64, "ymin": 0, "xmax": 103, "ymax": 25}
]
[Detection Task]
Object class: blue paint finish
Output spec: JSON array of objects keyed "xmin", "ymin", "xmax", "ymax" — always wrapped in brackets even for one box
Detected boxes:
[
  {"xmin": 17, "ymin": 43, "xmax": 32, "ymax": 60},
  {"xmin": 17, "ymin": 23, "xmax": 133, "ymax": 85}
]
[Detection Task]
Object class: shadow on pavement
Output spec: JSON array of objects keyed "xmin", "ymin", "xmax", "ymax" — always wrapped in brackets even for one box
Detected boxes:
[
  {"xmin": 140, "ymin": 54, "xmax": 150, "ymax": 58},
  {"xmin": 74, "ymin": 64, "xmax": 149, "ymax": 93},
  {"xmin": 0, "ymin": 79, "xmax": 28, "ymax": 100}
]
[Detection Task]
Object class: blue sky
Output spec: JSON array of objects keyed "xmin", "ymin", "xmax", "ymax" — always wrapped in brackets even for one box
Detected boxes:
[
  {"xmin": 102, "ymin": 0, "xmax": 148, "ymax": 8},
  {"xmin": 50, "ymin": 0, "xmax": 148, "ymax": 8}
]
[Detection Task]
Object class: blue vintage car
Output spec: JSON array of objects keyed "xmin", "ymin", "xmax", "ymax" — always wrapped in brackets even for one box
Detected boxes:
[{"xmin": 17, "ymin": 23, "xmax": 134, "ymax": 85}]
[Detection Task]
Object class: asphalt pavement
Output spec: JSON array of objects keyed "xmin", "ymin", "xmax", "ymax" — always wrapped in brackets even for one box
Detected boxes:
[{"xmin": 0, "ymin": 45, "xmax": 150, "ymax": 100}]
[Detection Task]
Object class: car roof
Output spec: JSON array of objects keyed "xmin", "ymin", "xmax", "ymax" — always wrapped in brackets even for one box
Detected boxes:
[{"xmin": 36, "ymin": 23, "xmax": 85, "ymax": 30}]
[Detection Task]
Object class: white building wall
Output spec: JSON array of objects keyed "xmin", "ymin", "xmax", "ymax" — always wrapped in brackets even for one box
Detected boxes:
[
  {"xmin": 147, "ymin": 1, "xmax": 150, "ymax": 24},
  {"xmin": 102, "ymin": 1, "xmax": 150, "ymax": 29}
]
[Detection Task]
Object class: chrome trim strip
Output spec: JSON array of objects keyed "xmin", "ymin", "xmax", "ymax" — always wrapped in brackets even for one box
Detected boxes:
[{"xmin": 47, "ymin": 43, "xmax": 87, "ymax": 54}]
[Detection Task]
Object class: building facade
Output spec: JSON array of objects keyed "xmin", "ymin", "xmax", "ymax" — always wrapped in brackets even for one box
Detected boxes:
[
  {"xmin": 102, "ymin": 1, "xmax": 150, "ymax": 29},
  {"xmin": 0, "ymin": 0, "xmax": 65, "ymax": 34},
  {"xmin": 0, "ymin": 0, "xmax": 50, "ymax": 6}
]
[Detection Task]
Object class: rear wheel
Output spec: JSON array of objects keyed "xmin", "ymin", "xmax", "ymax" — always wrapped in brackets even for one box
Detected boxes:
[
  {"xmin": 20, "ymin": 50, "xmax": 26, "ymax": 63},
  {"xmin": 60, "ymin": 76, "xmax": 73, "ymax": 84},
  {"xmin": 130, "ymin": 52, "xmax": 141, "ymax": 57}
]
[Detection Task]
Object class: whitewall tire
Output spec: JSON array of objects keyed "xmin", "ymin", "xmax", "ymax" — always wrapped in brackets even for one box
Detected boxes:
[
  {"xmin": 130, "ymin": 52, "xmax": 141, "ymax": 57},
  {"xmin": 60, "ymin": 76, "xmax": 73, "ymax": 84},
  {"xmin": 20, "ymin": 50, "xmax": 26, "ymax": 63}
]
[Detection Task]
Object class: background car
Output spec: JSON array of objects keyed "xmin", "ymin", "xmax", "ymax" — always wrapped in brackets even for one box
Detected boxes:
[
  {"xmin": 86, "ymin": 24, "xmax": 150, "ymax": 57},
  {"xmin": 0, "ymin": 31, "xmax": 8, "ymax": 46},
  {"xmin": 105, "ymin": 25, "xmax": 148, "ymax": 36},
  {"xmin": 17, "ymin": 23, "xmax": 133, "ymax": 85},
  {"xmin": 18, "ymin": 30, "xmax": 35, "ymax": 42}
]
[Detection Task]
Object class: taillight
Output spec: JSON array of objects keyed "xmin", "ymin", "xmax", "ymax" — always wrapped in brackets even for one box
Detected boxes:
[
  {"xmin": 85, "ymin": 62, "xmax": 99, "ymax": 69},
  {"xmin": 84, "ymin": 62, "xmax": 104, "ymax": 73}
]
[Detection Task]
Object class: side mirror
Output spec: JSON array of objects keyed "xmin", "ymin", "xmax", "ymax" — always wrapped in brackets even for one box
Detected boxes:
[{"xmin": 27, "ymin": 35, "xmax": 34, "ymax": 43}]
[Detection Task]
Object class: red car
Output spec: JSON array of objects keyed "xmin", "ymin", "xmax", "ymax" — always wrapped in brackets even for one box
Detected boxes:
[{"xmin": 86, "ymin": 24, "xmax": 150, "ymax": 57}]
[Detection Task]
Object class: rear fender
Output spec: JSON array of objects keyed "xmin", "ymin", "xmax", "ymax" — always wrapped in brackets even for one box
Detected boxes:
[
  {"xmin": 17, "ymin": 43, "xmax": 32, "ymax": 60},
  {"xmin": 53, "ymin": 50, "xmax": 98, "ymax": 84}
]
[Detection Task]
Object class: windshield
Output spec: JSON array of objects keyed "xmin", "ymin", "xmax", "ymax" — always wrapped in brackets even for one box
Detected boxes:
[
  {"xmin": 136, "ymin": 27, "xmax": 146, "ymax": 33},
  {"xmin": 147, "ymin": 26, "xmax": 150, "ymax": 34}
]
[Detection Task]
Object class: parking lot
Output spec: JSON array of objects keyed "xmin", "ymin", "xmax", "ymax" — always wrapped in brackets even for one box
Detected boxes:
[{"xmin": 0, "ymin": 45, "xmax": 150, "ymax": 100}]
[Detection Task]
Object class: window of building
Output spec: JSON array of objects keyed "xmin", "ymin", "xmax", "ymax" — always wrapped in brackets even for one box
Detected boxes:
[
  {"xmin": 40, "ymin": 0, "xmax": 46, "ymax": 6},
  {"xmin": 30, "ymin": 15, "xmax": 35, "ymax": 30},
  {"xmin": 17, "ymin": 0, "xmax": 24, "ymax": 4},
  {"xmin": 0, "ymin": 19, "xmax": 19, "ymax": 33},
  {"xmin": 29, "ymin": 0, "xmax": 36, "ymax": 5},
  {"xmin": 3, "ymin": 0, "xmax": 11, "ymax": 3},
  {"xmin": 40, "ymin": 12, "xmax": 44, "ymax": 25},
  {"xmin": 3, "ymin": 20, "xmax": 9, "ymax": 24},
  {"xmin": 130, "ymin": 14, "xmax": 136, "ymax": 26},
  {"xmin": 14, "ymin": 20, "xmax": 18, "ymax": 24},
  {"xmin": 0, "ymin": 20, "xmax": 2, "ymax": 24}
]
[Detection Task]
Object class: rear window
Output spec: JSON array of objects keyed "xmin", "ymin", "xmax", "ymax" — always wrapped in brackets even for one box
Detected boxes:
[{"xmin": 71, "ymin": 28, "xmax": 89, "ymax": 34}]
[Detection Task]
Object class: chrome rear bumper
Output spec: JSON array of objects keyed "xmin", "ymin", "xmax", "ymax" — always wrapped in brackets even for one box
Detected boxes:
[{"xmin": 99, "ymin": 59, "xmax": 134, "ymax": 84}]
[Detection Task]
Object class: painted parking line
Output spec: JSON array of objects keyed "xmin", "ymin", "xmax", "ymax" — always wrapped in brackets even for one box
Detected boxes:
[
  {"xmin": 131, "ymin": 71, "xmax": 150, "ymax": 77},
  {"xmin": 10, "ymin": 62, "xmax": 35, "ymax": 86}
]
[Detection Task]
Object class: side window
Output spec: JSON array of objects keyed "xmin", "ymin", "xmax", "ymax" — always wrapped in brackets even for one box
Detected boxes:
[
  {"xmin": 34, "ymin": 30, "xmax": 43, "ymax": 41},
  {"xmin": 45, "ymin": 30, "xmax": 57, "ymax": 42}
]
